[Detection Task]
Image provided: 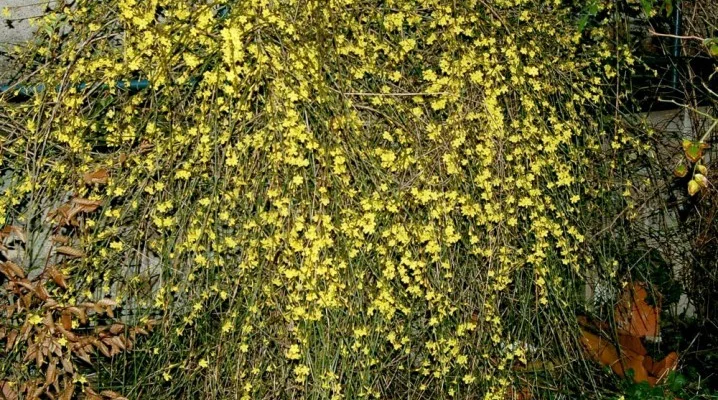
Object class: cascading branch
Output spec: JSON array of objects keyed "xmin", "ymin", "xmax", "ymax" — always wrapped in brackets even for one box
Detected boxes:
[{"xmin": 1, "ymin": 0, "xmax": 637, "ymax": 398}]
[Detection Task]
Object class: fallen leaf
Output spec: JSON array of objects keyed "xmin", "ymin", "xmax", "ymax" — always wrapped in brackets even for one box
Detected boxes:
[
  {"xmin": 96, "ymin": 298, "xmax": 117, "ymax": 307},
  {"xmin": 617, "ymin": 334, "xmax": 647, "ymax": 356},
  {"xmin": 71, "ymin": 197, "xmax": 102, "ymax": 212},
  {"xmin": 650, "ymin": 351, "xmax": 679, "ymax": 382},
  {"xmin": 61, "ymin": 311, "xmax": 72, "ymax": 330},
  {"xmin": 0, "ymin": 261, "xmax": 26, "ymax": 279},
  {"xmin": 624, "ymin": 354, "xmax": 649, "ymax": 383},
  {"xmin": 0, "ymin": 380, "xmax": 18, "ymax": 400},
  {"xmin": 82, "ymin": 169, "xmax": 109, "ymax": 185},
  {"xmin": 580, "ymin": 329, "xmax": 622, "ymax": 373},
  {"xmin": 615, "ymin": 283, "xmax": 659, "ymax": 338},
  {"xmin": 55, "ymin": 247, "xmax": 85, "ymax": 258},
  {"xmin": 47, "ymin": 266, "xmax": 67, "ymax": 289}
]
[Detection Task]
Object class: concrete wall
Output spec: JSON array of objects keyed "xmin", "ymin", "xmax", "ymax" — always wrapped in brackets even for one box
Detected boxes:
[{"xmin": 0, "ymin": 0, "xmax": 53, "ymax": 83}]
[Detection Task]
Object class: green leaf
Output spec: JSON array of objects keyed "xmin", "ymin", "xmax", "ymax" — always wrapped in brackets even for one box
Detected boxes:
[
  {"xmin": 710, "ymin": 43, "xmax": 718, "ymax": 58},
  {"xmin": 577, "ymin": 1, "xmax": 599, "ymax": 33},
  {"xmin": 664, "ymin": 0, "xmax": 673, "ymax": 16},
  {"xmin": 641, "ymin": 0, "xmax": 655, "ymax": 15},
  {"xmin": 682, "ymin": 139, "xmax": 708, "ymax": 163},
  {"xmin": 673, "ymin": 163, "xmax": 688, "ymax": 178}
]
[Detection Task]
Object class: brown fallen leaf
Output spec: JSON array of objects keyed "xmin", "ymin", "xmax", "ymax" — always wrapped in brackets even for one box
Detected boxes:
[
  {"xmin": 0, "ymin": 261, "xmax": 26, "ymax": 279},
  {"xmin": 51, "ymin": 235, "xmax": 70, "ymax": 244},
  {"xmin": 71, "ymin": 197, "xmax": 101, "ymax": 212},
  {"xmin": 82, "ymin": 169, "xmax": 109, "ymax": 185},
  {"xmin": 1, "ymin": 380, "xmax": 19, "ymax": 400},
  {"xmin": 96, "ymin": 298, "xmax": 118, "ymax": 307},
  {"xmin": 100, "ymin": 390, "xmax": 124, "ymax": 399},
  {"xmin": 55, "ymin": 246, "xmax": 85, "ymax": 258},
  {"xmin": 615, "ymin": 283, "xmax": 660, "ymax": 338},
  {"xmin": 61, "ymin": 311, "xmax": 72, "ymax": 330},
  {"xmin": 580, "ymin": 329, "xmax": 622, "ymax": 374},
  {"xmin": 0, "ymin": 225, "xmax": 26, "ymax": 244},
  {"xmin": 47, "ymin": 266, "xmax": 67, "ymax": 289},
  {"xmin": 650, "ymin": 351, "xmax": 679, "ymax": 382},
  {"xmin": 618, "ymin": 334, "xmax": 647, "ymax": 357},
  {"xmin": 624, "ymin": 354, "xmax": 649, "ymax": 383}
]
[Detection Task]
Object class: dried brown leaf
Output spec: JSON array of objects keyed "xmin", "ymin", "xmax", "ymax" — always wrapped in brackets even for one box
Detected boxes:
[
  {"xmin": 51, "ymin": 235, "xmax": 70, "ymax": 245},
  {"xmin": 82, "ymin": 169, "xmax": 109, "ymax": 185},
  {"xmin": 55, "ymin": 246, "xmax": 84, "ymax": 258},
  {"xmin": 109, "ymin": 324, "xmax": 125, "ymax": 335},
  {"xmin": 0, "ymin": 261, "xmax": 25, "ymax": 279},
  {"xmin": 46, "ymin": 359, "xmax": 57, "ymax": 386},
  {"xmin": 58, "ymin": 379, "xmax": 74, "ymax": 400},
  {"xmin": 5, "ymin": 330, "xmax": 18, "ymax": 352},
  {"xmin": 1, "ymin": 380, "xmax": 19, "ymax": 400},
  {"xmin": 100, "ymin": 391, "xmax": 123, "ymax": 399},
  {"xmin": 61, "ymin": 312, "xmax": 72, "ymax": 330},
  {"xmin": 60, "ymin": 356, "xmax": 74, "ymax": 374},
  {"xmin": 95, "ymin": 340, "xmax": 111, "ymax": 357},
  {"xmin": 96, "ymin": 298, "xmax": 117, "ymax": 307},
  {"xmin": 47, "ymin": 266, "xmax": 67, "ymax": 289}
]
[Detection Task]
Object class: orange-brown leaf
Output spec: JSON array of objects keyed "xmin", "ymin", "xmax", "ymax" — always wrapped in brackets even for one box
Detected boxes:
[
  {"xmin": 60, "ymin": 356, "xmax": 74, "ymax": 374},
  {"xmin": 51, "ymin": 235, "xmax": 70, "ymax": 244},
  {"xmin": 82, "ymin": 169, "xmax": 109, "ymax": 185},
  {"xmin": 580, "ymin": 329, "xmax": 621, "ymax": 370},
  {"xmin": 618, "ymin": 334, "xmax": 647, "ymax": 356},
  {"xmin": 625, "ymin": 354, "xmax": 650, "ymax": 383},
  {"xmin": 109, "ymin": 324, "xmax": 125, "ymax": 335},
  {"xmin": 651, "ymin": 351, "xmax": 679, "ymax": 382},
  {"xmin": 61, "ymin": 311, "xmax": 72, "ymax": 330},
  {"xmin": 615, "ymin": 283, "xmax": 660, "ymax": 338}
]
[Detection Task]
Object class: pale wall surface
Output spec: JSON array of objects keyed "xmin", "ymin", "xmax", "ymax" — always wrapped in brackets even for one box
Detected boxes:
[{"xmin": 0, "ymin": 0, "xmax": 52, "ymax": 83}]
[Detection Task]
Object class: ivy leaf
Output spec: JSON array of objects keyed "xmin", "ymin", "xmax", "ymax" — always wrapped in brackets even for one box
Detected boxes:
[
  {"xmin": 673, "ymin": 162, "xmax": 688, "ymax": 178},
  {"xmin": 703, "ymin": 38, "xmax": 718, "ymax": 58},
  {"xmin": 682, "ymin": 139, "xmax": 708, "ymax": 163}
]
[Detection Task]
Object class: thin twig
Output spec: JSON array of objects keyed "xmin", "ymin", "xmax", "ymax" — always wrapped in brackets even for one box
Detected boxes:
[{"xmin": 648, "ymin": 30, "xmax": 705, "ymax": 43}]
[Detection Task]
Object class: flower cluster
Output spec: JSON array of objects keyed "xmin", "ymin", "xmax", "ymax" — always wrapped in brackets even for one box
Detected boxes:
[{"xmin": 0, "ymin": 0, "xmax": 633, "ymax": 398}]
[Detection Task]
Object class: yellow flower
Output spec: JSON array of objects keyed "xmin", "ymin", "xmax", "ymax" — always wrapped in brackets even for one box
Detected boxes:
[
  {"xmin": 28, "ymin": 314, "xmax": 43, "ymax": 325},
  {"xmin": 198, "ymin": 359, "xmax": 209, "ymax": 368},
  {"xmin": 285, "ymin": 344, "xmax": 301, "ymax": 360},
  {"xmin": 294, "ymin": 365, "xmax": 310, "ymax": 383}
]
